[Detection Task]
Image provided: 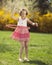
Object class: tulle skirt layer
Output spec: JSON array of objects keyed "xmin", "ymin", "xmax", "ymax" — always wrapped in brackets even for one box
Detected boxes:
[{"xmin": 11, "ymin": 26, "xmax": 30, "ymax": 41}]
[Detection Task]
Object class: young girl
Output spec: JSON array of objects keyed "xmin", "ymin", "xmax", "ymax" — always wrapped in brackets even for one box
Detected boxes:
[{"xmin": 7, "ymin": 9, "xmax": 38, "ymax": 62}]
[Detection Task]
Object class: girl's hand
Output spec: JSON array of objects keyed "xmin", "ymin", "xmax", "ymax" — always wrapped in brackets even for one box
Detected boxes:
[
  {"xmin": 28, "ymin": 27, "xmax": 30, "ymax": 30},
  {"xmin": 32, "ymin": 23, "xmax": 38, "ymax": 27},
  {"xmin": 6, "ymin": 24, "xmax": 17, "ymax": 29},
  {"xmin": 27, "ymin": 19, "xmax": 38, "ymax": 27}
]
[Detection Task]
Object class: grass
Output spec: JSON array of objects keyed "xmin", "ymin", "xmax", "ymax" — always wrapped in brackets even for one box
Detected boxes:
[{"xmin": 0, "ymin": 31, "xmax": 52, "ymax": 65}]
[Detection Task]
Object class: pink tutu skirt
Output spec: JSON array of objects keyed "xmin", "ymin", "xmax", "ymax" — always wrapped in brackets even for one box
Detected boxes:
[{"xmin": 11, "ymin": 26, "xmax": 30, "ymax": 41}]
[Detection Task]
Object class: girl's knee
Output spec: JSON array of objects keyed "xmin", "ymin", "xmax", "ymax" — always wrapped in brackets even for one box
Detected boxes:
[
  {"xmin": 25, "ymin": 44, "xmax": 28, "ymax": 48},
  {"xmin": 22, "ymin": 45, "xmax": 25, "ymax": 49}
]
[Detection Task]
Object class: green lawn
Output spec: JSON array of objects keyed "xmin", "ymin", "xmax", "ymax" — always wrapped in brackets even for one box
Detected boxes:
[{"xmin": 0, "ymin": 31, "xmax": 52, "ymax": 65}]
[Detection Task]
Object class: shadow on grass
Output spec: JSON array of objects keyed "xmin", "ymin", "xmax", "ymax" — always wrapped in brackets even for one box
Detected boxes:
[
  {"xmin": 0, "ymin": 43, "xmax": 13, "ymax": 53},
  {"xmin": 29, "ymin": 44, "xmax": 47, "ymax": 47},
  {"xmin": 23, "ymin": 60, "xmax": 48, "ymax": 65}
]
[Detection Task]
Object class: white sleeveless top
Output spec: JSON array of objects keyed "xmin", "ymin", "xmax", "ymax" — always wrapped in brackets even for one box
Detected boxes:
[{"xmin": 17, "ymin": 17, "xmax": 28, "ymax": 27}]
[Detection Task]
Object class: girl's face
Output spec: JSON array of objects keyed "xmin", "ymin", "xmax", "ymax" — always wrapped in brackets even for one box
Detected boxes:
[{"xmin": 21, "ymin": 11, "xmax": 27, "ymax": 19}]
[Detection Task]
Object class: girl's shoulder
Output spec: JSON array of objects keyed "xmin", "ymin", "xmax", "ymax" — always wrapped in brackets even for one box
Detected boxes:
[{"xmin": 26, "ymin": 17, "xmax": 29, "ymax": 21}]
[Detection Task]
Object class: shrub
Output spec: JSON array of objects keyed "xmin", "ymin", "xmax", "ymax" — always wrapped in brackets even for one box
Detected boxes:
[
  {"xmin": 0, "ymin": 9, "xmax": 52, "ymax": 33},
  {"xmin": 32, "ymin": 12, "xmax": 52, "ymax": 33},
  {"xmin": 0, "ymin": 9, "xmax": 19, "ymax": 30}
]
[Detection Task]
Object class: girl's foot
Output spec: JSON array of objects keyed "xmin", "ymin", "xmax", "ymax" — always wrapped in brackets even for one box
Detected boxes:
[
  {"xmin": 19, "ymin": 58, "xmax": 24, "ymax": 62},
  {"xmin": 24, "ymin": 57, "xmax": 29, "ymax": 61}
]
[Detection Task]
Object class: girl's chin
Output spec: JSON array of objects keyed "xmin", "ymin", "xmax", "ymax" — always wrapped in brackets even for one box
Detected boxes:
[{"xmin": 21, "ymin": 17, "xmax": 26, "ymax": 19}]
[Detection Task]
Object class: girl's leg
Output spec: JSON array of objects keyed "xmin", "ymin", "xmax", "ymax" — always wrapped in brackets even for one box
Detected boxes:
[
  {"xmin": 24, "ymin": 41, "xmax": 28, "ymax": 58},
  {"xmin": 24, "ymin": 41, "xmax": 29, "ymax": 61},
  {"xmin": 19, "ymin": 41, "xmax": 24, "ymax": 59}
]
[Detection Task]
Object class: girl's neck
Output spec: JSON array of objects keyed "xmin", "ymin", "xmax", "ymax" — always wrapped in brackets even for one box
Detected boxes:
[{"xmin": 21, "ymin": 16, "xmax": 26, "ymax": 20}]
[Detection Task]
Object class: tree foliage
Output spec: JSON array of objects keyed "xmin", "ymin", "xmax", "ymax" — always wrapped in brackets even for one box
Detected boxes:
[{"xmin": 33, "ymin": 0, "xmax": 52, "ymax": 15}]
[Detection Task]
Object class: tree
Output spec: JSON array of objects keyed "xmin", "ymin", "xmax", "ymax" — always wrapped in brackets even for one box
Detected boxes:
[
  {"xmin": 0, "ymin": 0, "xmax": 33, "ymax": 13},
  {"xmin": 33, "ymin": 0, "xmax": 51, "ymax": 15}
]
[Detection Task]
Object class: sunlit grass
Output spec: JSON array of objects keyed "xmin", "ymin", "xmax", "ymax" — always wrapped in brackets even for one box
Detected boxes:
[{"xmin": 0, "ymin": 31, "xmax": 52, "ymax": 65}]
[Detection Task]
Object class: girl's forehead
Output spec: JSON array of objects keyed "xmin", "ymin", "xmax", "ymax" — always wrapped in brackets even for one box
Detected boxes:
[
  {"xmin": 22, "ymin": 11, "xmax": 26, "ymax": 13},
  {"xmin": 21, "ymin": 11, "xmax": 27, "ymax": 15}
]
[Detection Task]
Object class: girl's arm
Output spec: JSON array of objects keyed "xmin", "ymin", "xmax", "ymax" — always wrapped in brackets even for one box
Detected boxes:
[
  {"xmin": 6, "ymin": 13, "xmax": 18, "ymax": 29},
  {"xmin": 11, "ymin": 13, "xmax": 19, "ymax": 21},
  {"xmin": 27, "ymin": 19, "xmax": 38, "ymax": 27},
  {"xmin": 6, "ymin": 24, "xmax": 17, "ymax": 29}
]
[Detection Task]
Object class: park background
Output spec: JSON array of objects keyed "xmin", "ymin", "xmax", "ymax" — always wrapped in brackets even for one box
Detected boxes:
[
  {"xmin": 0, "ymin": 0, "xmax": 52, "ymax": 65},
  {"xmin": 0, "ymin": 0, "xmax": 52, "ymax": 33}
]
